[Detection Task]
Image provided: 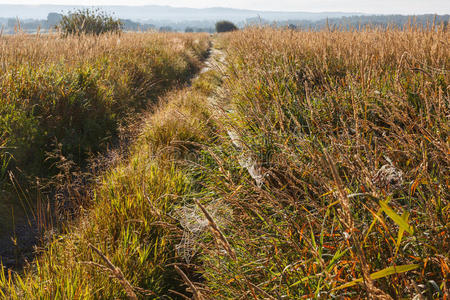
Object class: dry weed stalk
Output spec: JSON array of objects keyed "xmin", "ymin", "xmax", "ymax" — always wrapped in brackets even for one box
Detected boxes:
[
  {"xmin": 195, "ymin": 199, "xmax": 236, "ymax": 260},
  {"xmin": 88, "ymin": 243, "xmax": 139, "ymax": 300},
  {"xmin": 174, "ymin": 265, "xmax": 204, "ymax": 300},
  {"xmin": 324, "ymin": 150, "xmax": 393, "ymax": 300}
]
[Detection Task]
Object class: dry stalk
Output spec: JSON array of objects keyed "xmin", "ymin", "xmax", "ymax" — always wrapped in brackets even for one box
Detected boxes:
[
  {"xmin": 194, "ymin": 199, "xmax": 236, "ymax": 260},
  {"xmin": 174, "ymin": 265, "xmax": 204, "ymax": 300},
  {"xmin": 88, "ymin": 243, "xmax": 139, "ymax": 300},
  {"xmin": 324, "ymin": 151, "xmax": 393, "ymax": 300},
  {"xmin": 169, "ymin": 288, "xmax": 192, "ymax": 300}
]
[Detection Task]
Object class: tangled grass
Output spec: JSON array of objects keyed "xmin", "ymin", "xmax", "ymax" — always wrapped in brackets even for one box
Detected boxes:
[
  {"xmin": 0, "ymin": 85, "xmax": 216, "ymax": 299},
  {"xmin": 0, "ymin": 32, "xmax": 209, "ymax": 177},
  {"xmin": 190, "ymin": 26, "xmax": 449, "ymax": 299},
  {"xmin": 1, "ymin": 25, "xmax": 448, "ymax": 299},
  {"xmin": 0, "ymin": 32, "xmax": 209, "ymax": 246}
]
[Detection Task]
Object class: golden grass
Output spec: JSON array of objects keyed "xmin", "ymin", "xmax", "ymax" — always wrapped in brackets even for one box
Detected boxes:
[
  {"xmin": 1, "ymin": 26, "xmax": 448, "ymax": 299},
  {"xmin": 0, "ymin": 31, "xmax": 211, "ymax": 297},
  {"xmin": 0, "ymin": 77, "xmax": 215, "ymax": 300},
  {"xmin": 190, "ymin": 26, "xmax": 449, "ymax": 299},
  {"xmin": 0, "ymin": 32, "xmax": 207, "ymax": 69},
  {"xmin": 0, "ymin": 30, "xmax": 209, "ymax": 183}
]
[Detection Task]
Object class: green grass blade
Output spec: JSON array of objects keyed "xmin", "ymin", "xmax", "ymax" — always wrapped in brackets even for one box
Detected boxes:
[
  {"xmin": 395, "ymin": 211, "xmax": 409, "ymax": 256},
  {"xmin": 326, "ymin": 248, "xmax": 349, "ymax": 272},
  {"xmin": 290, "ymin": 275, "xmax": 316, "ymax": 287},
  {"xmin": 379, "ymin": 201, "xmax": 414, "ymax": 235},
  {"xmin": 334, "ymin": 264, "xmax": 420, "ymax": 290}
]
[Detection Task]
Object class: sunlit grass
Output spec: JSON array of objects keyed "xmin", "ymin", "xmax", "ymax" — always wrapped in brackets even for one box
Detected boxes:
[
  {"xmin": 192, "ymin": 26, "xmax": 449, "ymax": 299},
  {"xmin": 0, "ymin": 31, "xmax": 209, "ymax": 246},
  {"xmin": 0, "ymin": 74, "xmax": 215, "ymax": 299},
  {"xmin": 1, "ymin": 25, "xmax": 448, "ymax": 299}
]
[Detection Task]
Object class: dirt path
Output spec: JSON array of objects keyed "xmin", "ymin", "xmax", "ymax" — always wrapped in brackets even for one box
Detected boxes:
[{"xmin": 205, "ymin": 42, "xmax": 266, "ymax": 187}]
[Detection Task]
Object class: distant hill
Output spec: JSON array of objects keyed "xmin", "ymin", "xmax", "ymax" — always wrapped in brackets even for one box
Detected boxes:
[{"xmin": 0, "ymin": 4, "xmax": 365, "ymax": 22}]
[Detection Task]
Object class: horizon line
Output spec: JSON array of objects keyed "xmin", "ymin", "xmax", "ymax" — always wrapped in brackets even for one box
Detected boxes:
[{"xmin": 0, "ymin": 3, "xmax": 448, "ymax": 16}]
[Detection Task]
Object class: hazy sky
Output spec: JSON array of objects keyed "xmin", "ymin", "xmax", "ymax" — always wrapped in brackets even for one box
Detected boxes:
[{"xmin": 0, "ymin": 0, "xmax": 449, "ymax": 14}]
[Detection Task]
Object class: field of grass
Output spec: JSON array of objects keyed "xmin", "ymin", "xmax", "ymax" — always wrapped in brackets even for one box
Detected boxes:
[
  {"xmin": 0, "ymin": 32, "xmax": 209, "ymax": 177},
  {"xmin": 1, "ymin": 25, "xmax": 449, "ymax": 299},
  {"xmin": 0, "ymin": 32, "xmax": 209, "ymax": 238},
  {"xmin": 0, "ymin": 66, "xmax": 217, "ymax": 299},
  {"xmin": 193, "ymin": 27, "xmax": 448, "ymax": 299}
]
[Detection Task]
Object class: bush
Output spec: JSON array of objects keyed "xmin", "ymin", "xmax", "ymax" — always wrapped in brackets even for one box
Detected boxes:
[
  {"xmin": 215, "ymin": 20, "xmax": 238, "ymax": 33},
  {"xmin": 47, "ymin": 12, "xmax": 63, "ymax": 27},
  {"xmin": 58, "ymin": 8, "xmax": 122, "ymax": 36}
]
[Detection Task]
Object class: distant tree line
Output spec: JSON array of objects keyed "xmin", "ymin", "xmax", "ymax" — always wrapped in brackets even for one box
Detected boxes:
[
  {"xmin": 277, "ymin": 14, "xmax": 449, "ymax": 30},
  {"xmin": 1, "ymin": 13, "xmax": 447, "ymax": 34},
  {"xmin": 0, "ymin": 13, "xmax": 217, "ymax": 34},
  {"xmin": 184, "ymin": 26, "xmax": 215, "ymax": 33}
]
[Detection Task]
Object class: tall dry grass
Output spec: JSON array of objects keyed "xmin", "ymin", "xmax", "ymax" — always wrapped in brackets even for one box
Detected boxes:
[
  {"xmin": 0, "ymin": 32, "xmax": 207, "ymax": 69},
  {"xmin": 191, "ymin": 26, "xmax": 449, "ymax": 298},
  {"xmin": 0, "ymin": 32, "xmax": 209, "ymax": 175},
  {"xmin": 0, "ymin": 31, "xmax": 209, "ymax": 225},
  {"xmin": 0, "ymin": 31, "xmax": 210, "ymax": 278},
  {"xmin": 0, "ymin": 32, "xmax": 213, "ymax": 298},
  {"xmin": 1, "ymin": 26, "xmax": 448, "ymax": 299}
]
